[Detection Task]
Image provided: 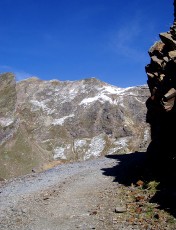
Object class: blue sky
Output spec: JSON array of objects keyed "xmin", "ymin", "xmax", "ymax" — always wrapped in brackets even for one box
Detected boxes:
[{"xmin": 0, "ymin": 0, "xmax": 174, "ymax": 87}]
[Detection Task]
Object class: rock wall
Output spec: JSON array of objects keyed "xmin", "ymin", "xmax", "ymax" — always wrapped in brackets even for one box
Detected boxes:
[
  {"xmin": 145, "ymin": 1, "xmax": 176, "ymax": 162},
  {"xmin": 0, "ymin": 73, "xmax": 150, "ymax": 179}
]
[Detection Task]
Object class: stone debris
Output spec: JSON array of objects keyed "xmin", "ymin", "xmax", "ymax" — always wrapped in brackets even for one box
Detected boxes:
[{"xmin": 115, "ymin": 206, "xmax": 127, "ymax": 213}]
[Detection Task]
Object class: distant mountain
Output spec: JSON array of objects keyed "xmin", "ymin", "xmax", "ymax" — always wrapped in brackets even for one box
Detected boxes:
[{"xmin": 0, "ymin": 73, "xmax": 150, "ymax": 179}]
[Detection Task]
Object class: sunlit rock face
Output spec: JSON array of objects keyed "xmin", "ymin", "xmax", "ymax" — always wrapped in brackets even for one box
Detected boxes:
[{"xmin": 0, "ymin": 73, "xmax": 150, "ymax": 179}]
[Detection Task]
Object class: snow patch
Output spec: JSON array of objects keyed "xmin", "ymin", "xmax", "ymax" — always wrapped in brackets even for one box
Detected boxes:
[
  {"xmin": 84, "ymin": 135, "xmax": 106, "ymax": 160},
  {"xmin": 107, "ymin": 147, "xmax": 122, "ymax": 155},
  {"xmin": 102, "ymin": 85, "xmax": 134, "ymax": 95},
  {"xmin": 80, "ymin": 94, "xmax": 115, "ymax": 106},
  {"xmin": 30, "ymin": 100, "xmax": 47, "ymax": 110},
  {"xmin": 79, "ymin": 85, "xmax": 136, "ymax": 106},
  {"xmin": 107, "ymin": 137, "xmax": 131, "ymax": 155},
  {"xmin": 52, "ymin": 114, "xmax": 75, "ymax": 126},
  {"xmin": 52, "ymin": 84, "xmax": 86, "ymax": 103},
  {"xmin": 74, "ymin": 139, "xmax": 87, "ymax": 148},
  {"xmin": 53, "ymin": 147, "xmax": 66, "ymax": 160},
  {"xmin": 30, "ymin": 99, "xmax": 55, "ymax": 115},
  {"xmin": 0, "ymin": 118, "xmax": 14, "ymax": 127},
  {"xmin": 114, "ymin": 137, "xmax": 129, "ymax": 148}
]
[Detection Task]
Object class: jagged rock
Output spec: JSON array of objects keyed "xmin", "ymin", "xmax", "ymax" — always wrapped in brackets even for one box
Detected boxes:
[
  {"xmin": 168, "ymin": 50, "xmax": 176, "ymax": 59},
  {"xmin": 159, "ymin": 32, "xmax": 176, "ymax": 49},
  {"xmin": 148, "ymin": 41, "xmax": 165, "ymax": 57},
  {"xmin": 145, "ymin": 2, "xmax": 176, "ymax": 162},
  {"xmin": 151, "ymin": 56, "xmax": 163, "ymax": 67},
  {"xmin": 163, "ymin": 56, "xmax": 169, "ymax": 62},
  {"xmin": 146, "ymin": 72, "xmax": 155, "ymax": 79},
  {"xmin": 0, "ymin": 73, "xmax": 150, "ymax": 179}
]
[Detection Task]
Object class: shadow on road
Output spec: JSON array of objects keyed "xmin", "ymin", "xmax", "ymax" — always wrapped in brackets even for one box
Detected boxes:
[{"xmin": 101, "ymin": 152, "xmax": 176, "ymax": 218}]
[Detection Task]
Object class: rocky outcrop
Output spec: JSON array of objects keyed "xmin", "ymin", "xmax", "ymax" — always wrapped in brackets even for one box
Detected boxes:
[
  {"xmin": 0, "ymin": 73, "xmax": 150, "ymax": 179},
  {"xmin": 0, "ymin": 73, "xmax": 18, "ymax": 145},
  {"xmin": 145, "ymin": 1, "xmax": 176, "ymax": 162}
]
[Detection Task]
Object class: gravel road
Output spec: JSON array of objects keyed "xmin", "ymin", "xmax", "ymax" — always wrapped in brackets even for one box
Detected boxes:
[{"xmin": 0, "ymin": 156, "xmax": 132, "ymax": 230}]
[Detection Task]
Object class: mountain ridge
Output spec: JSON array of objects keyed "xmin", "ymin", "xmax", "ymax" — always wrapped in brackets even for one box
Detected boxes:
[{"xmin": 0, "ymin": 73, "xmax": 150, "ymax": 179}]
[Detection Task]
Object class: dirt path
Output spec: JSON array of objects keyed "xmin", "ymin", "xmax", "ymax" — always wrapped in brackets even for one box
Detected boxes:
[{"xmin": 0, "ymin": 157, "xmax": 130, "ymax": 230}]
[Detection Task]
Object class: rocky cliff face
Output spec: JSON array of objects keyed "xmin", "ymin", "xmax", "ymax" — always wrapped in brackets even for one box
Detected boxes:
[
  {"xmin": 145, "ymin": 2, "xmax": 176, "ymax": 162},
  {"xmin": 0, "ymin": 73, "xmax": 150, "ymax": 179}
]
